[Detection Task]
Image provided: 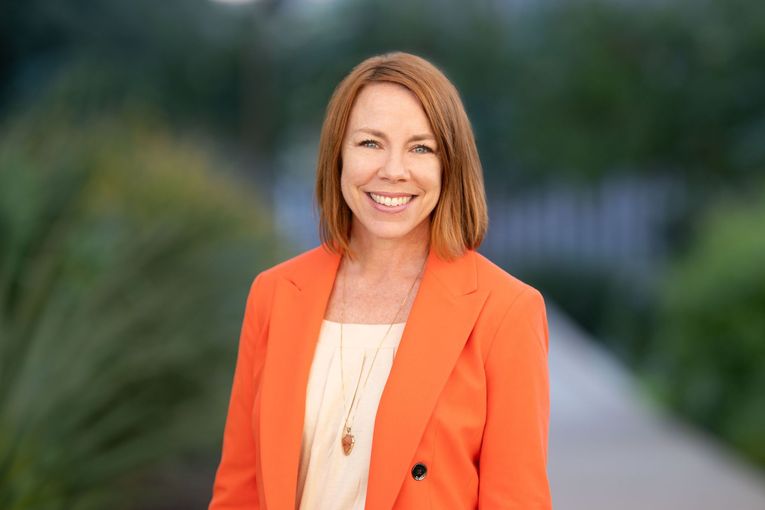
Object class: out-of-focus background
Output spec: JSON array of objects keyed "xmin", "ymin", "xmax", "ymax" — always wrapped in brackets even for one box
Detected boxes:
[{"xmin": 1, "ymin": 0, "xmax": 763, "ymax": 508}]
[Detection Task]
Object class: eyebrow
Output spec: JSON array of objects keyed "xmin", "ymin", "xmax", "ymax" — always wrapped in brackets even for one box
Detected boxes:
[{"xmin": 353, "ymin": 128, "xmax": 436, "ymax": 143}]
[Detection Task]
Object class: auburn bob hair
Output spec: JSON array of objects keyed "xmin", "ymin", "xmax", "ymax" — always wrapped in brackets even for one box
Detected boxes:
[{"xmin": 315, "ymin": 51, "xmax": 488, "ymax": 261}]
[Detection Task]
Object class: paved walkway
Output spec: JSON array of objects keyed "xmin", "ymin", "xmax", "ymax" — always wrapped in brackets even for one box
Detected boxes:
[{"xmin": 547, "ymin": 304, "xmax": 765, "ymax": 510}]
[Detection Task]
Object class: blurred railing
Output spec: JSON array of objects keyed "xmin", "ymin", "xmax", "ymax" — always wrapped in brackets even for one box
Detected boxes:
[{"xmin": 482, "ymin": 174, "xmax": 687, "ymax": 280}]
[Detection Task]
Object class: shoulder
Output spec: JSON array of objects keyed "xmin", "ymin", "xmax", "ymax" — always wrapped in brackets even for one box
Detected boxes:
[
  {"xmin": 468, "ymin": 251, "xmax": 549, "ymax": 361},
  {"xmin": 244, "ymin": 245, "xmax": 331, "ymax": 313},
  {"xmin": 247, "ymin": 243, "xmax": 341, "ymax": 299},
  {"xmin": 258, "ymin": 245, "xmax": 327, "ymax": 280},
  {"xmin": 470, "ymin": 250, "xmax": 544, "ymax": 311}
]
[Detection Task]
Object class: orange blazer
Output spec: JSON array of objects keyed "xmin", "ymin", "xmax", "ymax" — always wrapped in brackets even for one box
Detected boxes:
[{"xmin": 209, "ymin": 245, "xmax": 551, "ymax": 509}]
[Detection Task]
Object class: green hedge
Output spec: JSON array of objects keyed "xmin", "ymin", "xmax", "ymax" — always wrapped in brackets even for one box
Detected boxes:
[
  {"xmin": 0, "ymin": 115, "xmax": 284, "ymax": 509},
  {"xmin": 644, "ymin": 186, "xmax": 765, "ymax": 469}
]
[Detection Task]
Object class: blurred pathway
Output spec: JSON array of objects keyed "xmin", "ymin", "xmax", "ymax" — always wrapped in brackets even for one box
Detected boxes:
[{"xmin": 547, "ymin": 304, "xmax": 765, "ymax": 510}]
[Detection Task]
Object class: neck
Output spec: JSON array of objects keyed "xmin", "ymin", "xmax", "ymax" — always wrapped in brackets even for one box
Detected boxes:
[{"xmin": 344, "ymin": 220, "xmax": 430, "ymax": 283}]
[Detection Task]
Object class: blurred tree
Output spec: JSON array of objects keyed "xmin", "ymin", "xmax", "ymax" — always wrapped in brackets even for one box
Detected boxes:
[
  {"xmin": 644, "ymin": 183, "xmax": 765, "ymax": 469},
  {"xmin": 502, "ymin": 0, "xmax": 765, "ymax": 188},
  {"xmin": 227, "ymin": 0, "xmax": 765, "ymax": 194},
  {"xmin": 0, "ymin": 112, "xmax": 285, "ymax": 509},
  {"xmin": 3, "ymin": 0, "xmax": 763, "ymax": 192},
  {"xmin": 0, "ymin": 0, "xmax": 245, "ymax": 130}
]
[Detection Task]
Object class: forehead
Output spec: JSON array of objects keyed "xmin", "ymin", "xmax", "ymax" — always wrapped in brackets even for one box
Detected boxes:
[{"xmin": 346, "ymin": 82, "xmax": 433, "ymax": 133}]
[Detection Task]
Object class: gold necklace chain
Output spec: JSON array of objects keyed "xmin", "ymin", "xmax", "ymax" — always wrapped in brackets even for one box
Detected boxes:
[{"xmin": 338, "ymin": 255, "xmax": 426, "ymax": 456}]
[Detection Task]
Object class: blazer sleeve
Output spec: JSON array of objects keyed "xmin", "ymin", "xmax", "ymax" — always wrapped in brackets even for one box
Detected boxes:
[
  {"xmin": 209, "ymin": 272, "xmax": 267, "ymax": 509},
  {"xmin": 479, "ymin": 286, "xmax": 552, "ymax": 509}
]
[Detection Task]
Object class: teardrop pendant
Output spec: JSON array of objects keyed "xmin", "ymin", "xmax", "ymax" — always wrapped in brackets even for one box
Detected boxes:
[{"xmin": 342, "ymin": 429, "xmax": 355, "ymax": 455}]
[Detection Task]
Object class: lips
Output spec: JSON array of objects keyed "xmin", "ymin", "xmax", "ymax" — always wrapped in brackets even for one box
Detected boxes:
[
  {"xmin": 367, "ymin": 192, "xmax": 414, "ymax": 207},
  {"xmin": 365, "ymin": 192, "xmax": 416, "ymax": 211}
]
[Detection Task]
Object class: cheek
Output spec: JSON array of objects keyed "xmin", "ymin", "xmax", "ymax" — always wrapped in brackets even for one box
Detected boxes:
[
  {"xmin": 339, "ymin": 153, "xmax": 359, "ymax": 189},
  {"xmin": 339, "ymin": 171, "xmax": 355, "ymax": 207},
  {"xmin": 339, "ymin": 166, "xmax": 366, "ymax": 210},
  {"xmin": 432, "ymin": 171, "xmax": 442, "ymax": 191},
  {"xmin": 421, "ymin": 163, "xmax": 442, "ymax": 194},
  {"xmin": 344, "ymin": 148, "xmax": 383, "ymax": 176},
  {"xmin": 425, "ymin": 168, "xmax": 443, "ymax": 210}
]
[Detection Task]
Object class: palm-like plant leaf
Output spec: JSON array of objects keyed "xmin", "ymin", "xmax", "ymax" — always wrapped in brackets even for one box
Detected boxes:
[{"xmin": 0, "ymin": 117, "xmax": 284, "ymax": 509}]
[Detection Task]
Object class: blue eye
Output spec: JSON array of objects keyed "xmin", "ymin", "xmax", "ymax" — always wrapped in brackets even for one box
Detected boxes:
[
  {"xmin": 413, "ymin": 144, "xmax": 434, "ymax": 154},
  {"xmin": 360, "ymin": 139, "xmax": 379, "ymax": 148}
]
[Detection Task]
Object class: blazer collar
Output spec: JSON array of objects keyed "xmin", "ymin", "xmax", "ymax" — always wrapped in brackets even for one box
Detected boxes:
[{"xmin": 258, "ymin": 244, "xmax": 488, "ymax": 510}]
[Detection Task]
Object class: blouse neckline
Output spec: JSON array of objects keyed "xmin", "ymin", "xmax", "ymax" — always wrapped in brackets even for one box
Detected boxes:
[{"xmin": 322, "ymin": 319, "xmax": 406, "ymax": 326}]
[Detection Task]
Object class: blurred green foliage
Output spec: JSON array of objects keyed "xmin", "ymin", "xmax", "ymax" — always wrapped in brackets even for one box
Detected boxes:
[
  {"xmin": 531, "ymin": 184, "xmax": 765, "ymax": 470},
  {"xmin": 643, "ymin": 187, "xmax": 765, "ymax": 468},
  {"xmin": 0, "ymin": 113, "xmax": 283, "ymax": 508},
  {"xmin": 0, "ymin": 0, "xmax": 249, "ymax": 131},
  {"xmin": 497, "ymin": 0, "xmax": 765, "ymax": 185}
]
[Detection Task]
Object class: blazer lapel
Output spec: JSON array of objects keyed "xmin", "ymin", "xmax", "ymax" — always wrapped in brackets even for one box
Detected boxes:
[
  {"xmin": 365, "ymin": 249, "xmax": 488, "ymax": 510},
  {"xmin": 259, "ymin": 246, "xmax": 341, "ymax": 510}
]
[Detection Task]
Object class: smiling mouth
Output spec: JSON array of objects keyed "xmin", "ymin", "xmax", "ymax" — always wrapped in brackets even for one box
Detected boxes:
[{"xmin": 367, "ymin": 192, "xmax": 415, "ymax": 207}]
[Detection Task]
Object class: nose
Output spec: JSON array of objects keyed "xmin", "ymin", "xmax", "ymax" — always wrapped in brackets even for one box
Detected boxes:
[{"xmin": 378, "ymin": 150, "xmax": 408, "ymax": 182}]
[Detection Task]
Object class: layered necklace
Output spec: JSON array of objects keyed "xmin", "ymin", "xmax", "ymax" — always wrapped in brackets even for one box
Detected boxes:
[{"xmin": 338, "ymin": 255, "xmax": 426, "ymax": 456}]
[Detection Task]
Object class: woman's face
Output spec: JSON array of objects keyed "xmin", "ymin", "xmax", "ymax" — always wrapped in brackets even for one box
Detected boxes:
[{"xmin": 340, "ymin": 82, "xmax": 442, "ymax": 247}]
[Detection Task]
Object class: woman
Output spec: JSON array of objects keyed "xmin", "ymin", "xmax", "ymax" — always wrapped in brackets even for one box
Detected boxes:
[{"xmin": 209, "ymin": 52, "xmax": 551, "ymax": 509}]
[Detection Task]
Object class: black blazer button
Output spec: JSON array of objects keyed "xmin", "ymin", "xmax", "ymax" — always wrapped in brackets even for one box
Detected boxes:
[{"xmin": 411, "ymin": 463, "xmax": 427, "ymax": 481}]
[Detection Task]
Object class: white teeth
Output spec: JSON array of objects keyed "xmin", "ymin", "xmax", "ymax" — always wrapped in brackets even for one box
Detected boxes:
[{"xmin": 369, "ymin": 193, "xmax": 413, "ymax": 207}]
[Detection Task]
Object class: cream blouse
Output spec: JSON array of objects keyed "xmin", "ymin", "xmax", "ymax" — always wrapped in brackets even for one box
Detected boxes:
[{"xmin": 296, "ymin": 319, "xmax": 406, "ymax": 510}]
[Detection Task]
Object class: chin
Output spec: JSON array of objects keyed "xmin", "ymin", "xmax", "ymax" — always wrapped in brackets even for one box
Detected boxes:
[
  {"xmin": 366, "ymin": 220, "xmax": 429, "ymax": 241},
  {"xmin": 370, "ymin": 228, "xmax": 416, "ymax": 240}
]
